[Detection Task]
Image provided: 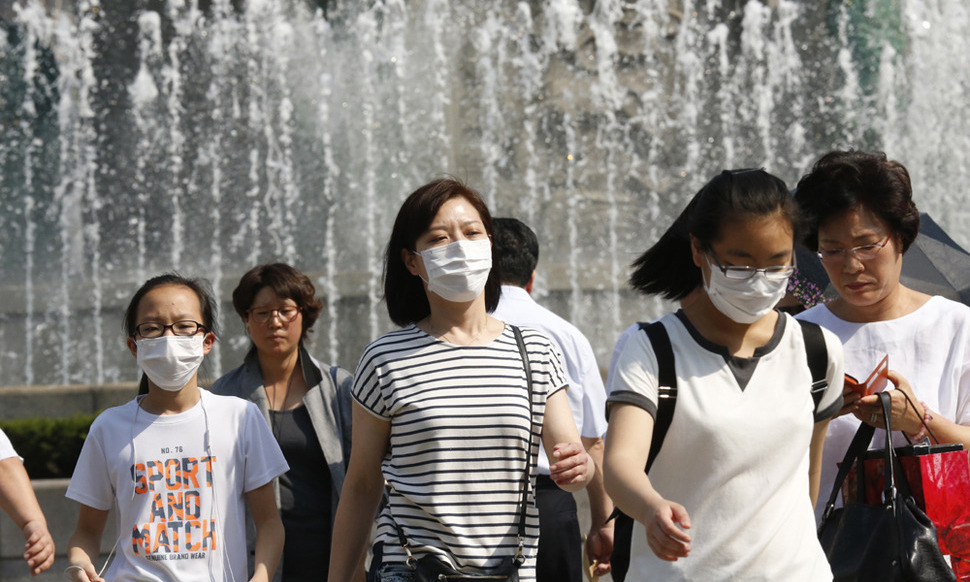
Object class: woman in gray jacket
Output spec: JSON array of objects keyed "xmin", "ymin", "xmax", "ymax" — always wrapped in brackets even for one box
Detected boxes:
[{"xmin": 211, "ymin": 263, "xmax": 355, "ymax": 581}]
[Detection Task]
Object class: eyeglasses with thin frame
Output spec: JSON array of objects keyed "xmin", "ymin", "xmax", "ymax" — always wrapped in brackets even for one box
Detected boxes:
[
  {"xmin": 248, "ymin": 306, "xmax": 301, "ymax": 324},
  {"xmin": 707, "ymin": 252, "xmax": 796, "ymax": 281},
  {"xmin": 134, "ymin": 320, "xmax": 206, "ymax": 338},
  {"xmin": 816, "ymin": 234, "xmax": 891, "ymax": 264}
]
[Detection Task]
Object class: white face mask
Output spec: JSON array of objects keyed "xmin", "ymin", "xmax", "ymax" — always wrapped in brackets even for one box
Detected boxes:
[
  {"xmin": 704, "ymin": 258, "xmax": 790, "ymax": 324},
  {"xmin": 135, "ymin": 335, "xmax": 206, "ymax": 391},
  {"xmin": 418, "ymin": 239, "xmax": 492, "ymax": 302}
]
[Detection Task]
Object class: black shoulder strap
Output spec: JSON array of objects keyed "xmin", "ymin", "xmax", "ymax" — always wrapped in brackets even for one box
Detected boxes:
[
  {"xmin": 796, "ymin": 319, "xmax": 828, "ymax": 410},
  {"xmin": 639, "ymin": 321, "xmax": 677, "ymax": 473}
]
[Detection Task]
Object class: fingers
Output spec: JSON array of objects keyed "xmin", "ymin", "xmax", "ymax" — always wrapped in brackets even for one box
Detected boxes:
[
  {"xmin": 22, "ymin": 523, "xmax": 55, "ymax": 575},
  {"xmin": 645, "ymin": 501, "xmax": 692, "ymax": 561},
  {"xmin": 66, "ymin": 562, "xmax": 104, "ymax": 582},
  {"xmin": 549, "ymin": 442, "xmax": 589, "ymax": 485}
]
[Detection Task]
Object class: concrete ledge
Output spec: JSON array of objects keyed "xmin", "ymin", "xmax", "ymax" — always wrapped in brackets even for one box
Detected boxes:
[
  {"xmin": 0, "ymin": 383, "xmax": 138, "ymax": 421},
  {"xmin": 0, "ymin": 479, "xmax": 115, "ymax": 582}
]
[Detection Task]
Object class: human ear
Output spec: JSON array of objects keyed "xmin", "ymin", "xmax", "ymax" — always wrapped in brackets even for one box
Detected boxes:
[
  {"xmin": 202, "ymin": 331, "xmax": 216, "ymax": 355},
  {"xmin": 127, "ymin": 336, "xmax": 138, "ymax": 358},
  {"xmin": 689, "ymin": 234, "xmax": 706, "ymax": 269},
  {"xmin": 402, "ymin": 247, "xmax": 423, "ymax": 277}
]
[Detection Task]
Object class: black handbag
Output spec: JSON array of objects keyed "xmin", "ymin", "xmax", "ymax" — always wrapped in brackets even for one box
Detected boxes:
[
  {"xmin": 388, "ymin": 326, "xmax": 534, "ymax": 582},
  {"xmin": 817, "ymin": 391, "xmax": 956, "ymax": 582}
]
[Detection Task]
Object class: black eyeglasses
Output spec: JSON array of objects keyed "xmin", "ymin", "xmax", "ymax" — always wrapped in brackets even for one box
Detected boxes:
[
  {"xmin": 134, "ymin": 320, "xmax": 206, "ymax": 338},
  {"xmin": 707, "ymin": 252, "xmax": 795, "ymax": 281},
  {"xmin": 248, "ymin": 306, "xmax": 301, "ymax": 324}
]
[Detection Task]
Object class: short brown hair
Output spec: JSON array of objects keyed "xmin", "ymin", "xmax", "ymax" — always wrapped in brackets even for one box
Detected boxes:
[
  {"xmin": 231, "ymin": 263, "xmax": 322, "ymax": 339},
  {"xmin": 795, "ymin": 150, "xmax": 919, "ymax": 252},
  {"xmin": 383, "ymin": 177, "xmax": 501, "ymax": 326}
]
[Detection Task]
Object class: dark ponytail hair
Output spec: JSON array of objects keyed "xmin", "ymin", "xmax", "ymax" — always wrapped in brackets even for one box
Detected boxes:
[{"xmin": 630, "ymin": 169, "xmax": 800, "ymax": 300}]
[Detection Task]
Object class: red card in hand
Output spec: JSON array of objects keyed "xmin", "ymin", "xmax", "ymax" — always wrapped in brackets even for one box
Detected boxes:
[{"xmin": 844, "ymin": 354, "xmax": 890, "ymax": 397}]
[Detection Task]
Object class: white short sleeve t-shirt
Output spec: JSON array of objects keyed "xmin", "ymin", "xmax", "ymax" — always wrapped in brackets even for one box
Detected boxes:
[
  {"xmin": 493, "ymin": 285, "xmax": 608, "ymax": 474},
  {"xmin": 353, "ymin": 324, "xmax": 568, "ymax": 582},
  {"xmin": 607, "ymin": 311, "xmax": 843, "ymax": 582},
  {"xmin": 798, "ymin": 295, "xmax": 970, "ymax": 522},
  {"xmin": 66, "ymin": 390, "xmax": 288, "ymax": 581},
  {"xmin": 0, "ymin": 428, "xmax": 19, "ymax": 461}
]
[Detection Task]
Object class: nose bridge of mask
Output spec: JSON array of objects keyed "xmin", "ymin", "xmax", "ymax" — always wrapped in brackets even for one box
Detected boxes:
[{"xmin": 421, "ymin": 239, "xmax": 490, "ymax": 272}]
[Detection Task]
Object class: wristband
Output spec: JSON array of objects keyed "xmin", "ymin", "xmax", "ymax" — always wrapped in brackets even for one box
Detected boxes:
[{"xmin": 908, "ymin": 401, "xmax": 934, "ymax": 443}]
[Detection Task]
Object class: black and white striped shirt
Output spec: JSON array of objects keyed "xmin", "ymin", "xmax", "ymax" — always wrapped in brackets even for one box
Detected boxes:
[{"xmin": 353, "ymin": 323, "xmax": 568, "ymax": 579}]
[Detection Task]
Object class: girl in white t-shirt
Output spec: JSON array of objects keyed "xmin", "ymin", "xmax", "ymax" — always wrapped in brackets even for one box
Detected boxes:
[
  {"xmin": 794, "ymin": 150, "xmax": 970, "ymax": 527},
  {"xmin": 604, "ymin": 169, "xmax": 844, "ymax": 581},
  {"xmin": 65, "ymin": 274, "xmax": 289, "ymax": 582}
]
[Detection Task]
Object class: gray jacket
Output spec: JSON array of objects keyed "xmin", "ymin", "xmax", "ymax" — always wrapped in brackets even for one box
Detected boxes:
[{"xmin": 209, "ymin": 344, "xmax": 354, "ymax": 579}]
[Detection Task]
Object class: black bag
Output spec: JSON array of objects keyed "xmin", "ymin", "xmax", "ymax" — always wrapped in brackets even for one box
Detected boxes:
[
  {"xmin": 817, "ymin": 391, "xmax": 956, "ymax": 582},
  {"xmin": 388, "ymin": 326, "xmax": 533, "ymax": 582},
  {"xmin": 412, "ymin": 554, "xmax": 521, "ymax": 581}
]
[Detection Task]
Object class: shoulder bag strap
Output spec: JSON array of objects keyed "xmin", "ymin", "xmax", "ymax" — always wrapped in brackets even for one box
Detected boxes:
[
  {"xmin": 511, "ymin": 325, "xmax": 533, "ymax": 564},
  {"xmin": 796, "ymin": 319, "xmax": 828, "ymax": 410}
]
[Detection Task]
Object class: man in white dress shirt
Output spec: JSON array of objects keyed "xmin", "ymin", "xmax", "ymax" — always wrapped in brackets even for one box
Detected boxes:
[{"xmin": 491, "ymin": 217, "xmax": 614, "ymax": 581}]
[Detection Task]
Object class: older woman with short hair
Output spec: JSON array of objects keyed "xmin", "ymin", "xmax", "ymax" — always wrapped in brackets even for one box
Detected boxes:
[
  {"xmin": 794, "ymin": 150, "xmax": 970, "ymax": 525},
  {"xmin": 211, "ymin": 263, "xmax": 354, "ymax": 582}
]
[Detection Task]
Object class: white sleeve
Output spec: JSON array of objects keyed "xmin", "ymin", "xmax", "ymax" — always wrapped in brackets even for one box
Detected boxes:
[
  {"xmin": 65, "ymin": 424, "xmax": 115, "ymax": 511},
  {"xmin": 606, "ymin": 327, "xmax": 660, "ymax": 420},
  {"xmin": 241, "ymin": 403, "xmax": 289, "ymax": 493},
  {"xmin": 815, "ymin": 327, "xmax": 845, "ymax": 421},
  {"xmin": 0, "ymin": 428, "xmax": 19, "ymax": 461}
]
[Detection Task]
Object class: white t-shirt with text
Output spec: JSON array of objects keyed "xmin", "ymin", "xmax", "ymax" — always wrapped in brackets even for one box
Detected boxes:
[{"xmin": 67, "ymin": 390, "xmax": 288, "ymax": 581}]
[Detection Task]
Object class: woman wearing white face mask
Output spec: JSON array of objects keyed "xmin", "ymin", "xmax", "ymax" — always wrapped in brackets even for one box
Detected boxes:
[
  {"xmin": 65, "ymin": 274, "xmax": 289, "ymax": 582},
  {"xmin": 328, "ymin": 177, "xmax": 594, "ymax": 582},
  {"xmin": 603, "ymin": 169, "xmax": 845, "ymax": 582}
]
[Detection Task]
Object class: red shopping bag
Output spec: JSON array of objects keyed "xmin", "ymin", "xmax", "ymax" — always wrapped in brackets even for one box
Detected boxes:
[{"xmin": 845, "ymin": 444, "xmax": 970, "ymax": 579}]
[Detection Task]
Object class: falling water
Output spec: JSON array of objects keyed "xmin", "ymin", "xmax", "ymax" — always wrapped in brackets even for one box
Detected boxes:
[{"xmin": 2, "ymin": 0, "xmax": 970, "ymax": 387}]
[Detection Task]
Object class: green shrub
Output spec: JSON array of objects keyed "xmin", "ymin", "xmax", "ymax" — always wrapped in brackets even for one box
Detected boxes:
[{"xmin": 0, "ymin": 414, "xmax": 98, "ymax": 479}]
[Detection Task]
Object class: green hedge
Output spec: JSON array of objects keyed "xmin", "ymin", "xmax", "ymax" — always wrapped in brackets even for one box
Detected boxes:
[{"xmin": 0, "ymin": 414, "xmax": 98, "ymax": 479}]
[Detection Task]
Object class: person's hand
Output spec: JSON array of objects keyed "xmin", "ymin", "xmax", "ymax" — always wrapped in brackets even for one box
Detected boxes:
[
  {"xmin": 21, "ymin": 519, "xmax": 54, "ymax": 575},
  {"xmin": 585, "ymin": 520, "xmax": 614, "ymax": 576},
  {"xmin": 853, "ymin": 370, "xmax": 925, "ymax": 435},
  {"xmin": 549, "ymin": 442, "xmax": 589, "ymax": 486},
  {"xmin": 836, "ymin": 382, "xmax": 863, "ymax": 417},
  {"xmin": 65, "ymin": 563, "xmax": 103, "ymax": 582},
  {"xmin": 643, "ymin": 496, "xmax": 691, "ymax": 562}
]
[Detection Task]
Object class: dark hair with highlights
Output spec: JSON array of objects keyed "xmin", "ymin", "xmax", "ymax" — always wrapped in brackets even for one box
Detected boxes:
[
  {"xmin": 630, "ymin": 168, "xmax": 800, "ymax": 300},
  {"xmin": 794, "ymin": 150, "xmax": 919, "ymax": 252},
  {"xmin": 493, "ymin": 217, "xmax": 539, "ymax": 287},
  {"xmin": 231, "ymin": 263, "xmax": 322, "ymax": 340},
  {"xmin": 383, "ymin": 177, "xmax": 501, "ymax": 326}
]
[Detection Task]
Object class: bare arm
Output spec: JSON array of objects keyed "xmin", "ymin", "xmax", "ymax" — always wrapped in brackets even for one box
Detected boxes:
[
  {"xmin": 581, "ymin": 436, "xmax": 614, "ymax": 576},
  {"xmin": 328, "ymin": 402, "xmax": 390, "ymax": 582},
  {"xmin": 540, "ymin": 389, "xmax": 593, "ymax": 492},
  {"xmin": 603, "ymin": 403, "xmax": 691, "ymax": 562},
  {"xmin": 808, "ymin": 419, "xmax": 830, "ymax": 508},
  {"xmin": 66, "ymin": 504, "xmax": 109, "ymax": 582},
  {"xmin": 0, "ymin": 457, "xmax": 54, "ymax": 576},
  {"xmin": 247, "ymin": 481, "xmax": 284, "ymax": 582}
]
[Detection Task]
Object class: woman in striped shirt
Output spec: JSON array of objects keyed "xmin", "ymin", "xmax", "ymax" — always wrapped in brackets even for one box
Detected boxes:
[{"xmin": 328, "ymin": 177, "xmax": 593, "ymax": 582}]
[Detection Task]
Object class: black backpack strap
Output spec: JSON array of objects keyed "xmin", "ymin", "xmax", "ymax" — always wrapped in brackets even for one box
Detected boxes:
[
  {"xmin": 641, "ymin": 321, "xmax": 677, "ymax": 473},
  {"xmin": 797, "ymin": 320, "xmax": 828, "ymax": 410},
  {"xmin": 611, "ymin": 321, "xmax": 677, "ymax": 582}
]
